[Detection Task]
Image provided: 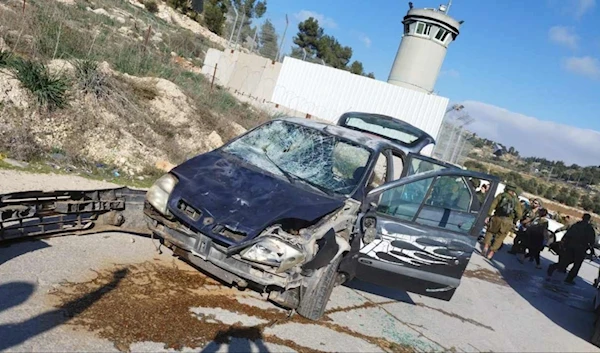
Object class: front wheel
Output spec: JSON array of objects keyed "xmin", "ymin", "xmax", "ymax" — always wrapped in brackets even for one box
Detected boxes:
[
  {"xmin": 296, "ymin": 256, "xmax": 342, "ymax": 320},
  {"xmin": 592, "ymin": 312, "xmax": 600, "ymax": 347}
]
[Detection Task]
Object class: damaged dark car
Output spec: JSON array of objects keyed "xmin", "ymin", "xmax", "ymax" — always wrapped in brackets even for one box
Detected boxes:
[
  {"xmin": 0, "ymin": 116, "xmax": 499, "ymax": 321},
  {"xmin": 142, "ymin": 117, "xmax": 500, "ymax": 320}
]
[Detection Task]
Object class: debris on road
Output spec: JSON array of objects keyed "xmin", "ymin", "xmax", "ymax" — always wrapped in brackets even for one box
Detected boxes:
[{"xmin": 50, "ymin": 261, "xmax": 415, "ymax": 353}]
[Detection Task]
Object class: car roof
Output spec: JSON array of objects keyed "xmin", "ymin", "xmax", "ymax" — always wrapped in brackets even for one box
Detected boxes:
[
  {"xmin": 340, "ymin": 111, "xmax": 435, "ymax": 141},
  {"xmin": 276, "ymin": 116, "xmax": 398, "ymax": 151}
]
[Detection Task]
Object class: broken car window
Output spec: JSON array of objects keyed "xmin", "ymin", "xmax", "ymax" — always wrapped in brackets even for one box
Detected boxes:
[
  {"xmin": 222, "ymin": 120, "xmax": 372, "ymax": 195},
  {"xmin": 377, "ymin": 175, "xmax": 482, "ymax": 234},
  {"xmin": 370, "ymin": 153, "xmax": 388, "ymax": 189}
]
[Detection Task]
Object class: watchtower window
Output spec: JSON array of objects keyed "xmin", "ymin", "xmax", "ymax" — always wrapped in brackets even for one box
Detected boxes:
[
  {"xmin": 415, "ymin": 22, "xmax": 432, "ymax": 36},
  {"xmin": 435, "ymin": 28, "xmax": 449, "ymax": 42},
  {"xmin": 404, "ymin": 23, "xmax": 410, "ymax": 34}
]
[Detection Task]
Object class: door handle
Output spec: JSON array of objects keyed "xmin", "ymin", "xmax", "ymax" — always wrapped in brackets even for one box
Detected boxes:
[{"xmin": 359, "ymin": 258, "xmax": 373, "ymax": 265}]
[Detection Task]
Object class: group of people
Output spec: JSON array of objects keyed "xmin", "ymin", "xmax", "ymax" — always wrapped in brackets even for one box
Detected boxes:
[{"xmin": 481, "ymin": 183, "xmax": 597, "ymax": 285}]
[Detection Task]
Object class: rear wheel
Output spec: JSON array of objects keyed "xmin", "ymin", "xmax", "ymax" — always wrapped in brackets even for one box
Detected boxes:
[
  {"xmin": 592, "ymin": 312, "xmax": 600, "ymax": 347},
  {"xmin": 296, "ymin": 256, "xmax": 342, "ymax": 320}
]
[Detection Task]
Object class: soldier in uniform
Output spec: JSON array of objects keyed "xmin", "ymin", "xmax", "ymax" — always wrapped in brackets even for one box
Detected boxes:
[
  {"xmin": 547, "ymin": 213, "xmax": 597, "ymax": 284},
  {"xmin": 520, "ymin": 208, "xmax": 549, "ymax": 268},
  {"xmin": 509, "ymin": 198, "xmax": 542, "ymax": 254},
  {"xmin": 482, "ymin": 183, "xmax": 523, "ymax": 260}
]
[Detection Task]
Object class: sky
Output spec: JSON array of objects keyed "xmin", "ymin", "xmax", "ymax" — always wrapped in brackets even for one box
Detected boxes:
[{"xmin": 259, "ymin": 0, "xmax": 600, "ymax": 166}]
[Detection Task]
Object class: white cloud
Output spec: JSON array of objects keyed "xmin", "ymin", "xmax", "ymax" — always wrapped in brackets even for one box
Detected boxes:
[
  {"xmin": 563, "ymin": 56, "xmax": 600, "ymax": 78},
  {"xmin": 441, "ymin": 69, "xmax": 460, "ymax": 78},
  {"xmin": 294, "ymin": 10, "xmax": 337, "ymax": 29},
  {"xmin": 358, "ymin": 33, "xmax": 371, "ymax": 48},
  {"xmin": 575, "ymin": 0, "xmax": 596, "ymax": 18},
  {"xmin": 461, "ymin": 100, "xmax": 600, "ymax": 166},
  {"xmin": 548, "ymin": 26, "xmax": 579, "ymax": 49},
  {"xmin": 547, "ymin": 0, "xmax": 596, "ymax": 18}
]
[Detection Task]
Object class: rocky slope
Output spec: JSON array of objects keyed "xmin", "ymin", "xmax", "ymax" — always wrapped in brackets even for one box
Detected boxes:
[{"xmin": 0, "ymin": 0, "xmax": 265, "ymax": 177}]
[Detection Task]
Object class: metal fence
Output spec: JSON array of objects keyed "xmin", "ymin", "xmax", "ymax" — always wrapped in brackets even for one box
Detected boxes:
[{"xmin": 431, "ymin": 109, "xmax": 475, "ymax": 166}]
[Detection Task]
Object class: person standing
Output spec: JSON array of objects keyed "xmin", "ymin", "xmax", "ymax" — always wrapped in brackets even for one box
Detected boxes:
[
  {"xmin": 547, "ymin": 214, "xmax": 597, "ymax": 284},
  {"xmin": 520, "ymin": 208, "xmax": 549, "ymax": 269},
  {"xmin": 509, "ymin": 198, "xmax": 542, "ymax": 255},
  {"xmin": 482, "ymin": 183, "xmax": 523, "ymax": 260}
]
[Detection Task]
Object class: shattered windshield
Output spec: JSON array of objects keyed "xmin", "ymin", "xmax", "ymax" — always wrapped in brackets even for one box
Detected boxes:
[{"xmin": 222, "ymin": 120, "xmax": 372, "ymax": 195}]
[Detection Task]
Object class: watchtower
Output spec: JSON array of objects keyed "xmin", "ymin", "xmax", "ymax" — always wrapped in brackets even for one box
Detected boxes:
[{"xmin": 387, "ymin": 2, "xmax": 463, "ymax": 94}]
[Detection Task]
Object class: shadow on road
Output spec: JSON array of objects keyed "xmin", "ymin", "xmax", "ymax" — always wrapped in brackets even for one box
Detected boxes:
[
  {"xmin": 0, "ymin": 268, "xmax": 127, "ymax": 351},
  {"xmin": 344, "ymin": 278, "xmax": 416, "ymax": 304},
  {"xmin": 483, "ymin": 245, "xmax": 597, "ymax": 344},
  {"xmin": 0, "ymin": 282, "xmax": 35, "ymax": 314},
  {"xmin": 0, "ymin": 240, "xmax": 51, "ymax": 266},
  {"xmin": 200, "ymin": 326, "xmax": 270, "ymax": 353}
]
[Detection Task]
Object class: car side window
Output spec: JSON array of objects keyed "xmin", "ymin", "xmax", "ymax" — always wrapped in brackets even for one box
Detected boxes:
[
  {"xmin": 391, "ymin": 153, "xmax": 404, "ymax": 180},
  {"xmin": 407, "ymin": 157, "xmax": 446, "ymax": 176},
  {"xmin": 377, "ymin": 175, "xmax": 481, "ymax": 234},
  {"xmin": 368, "ymin": 153, "xmax": 388, "ymax": 189},
  {"xmin": 377, "ymin": 177, "xmax": 434, "ymax": 221}
]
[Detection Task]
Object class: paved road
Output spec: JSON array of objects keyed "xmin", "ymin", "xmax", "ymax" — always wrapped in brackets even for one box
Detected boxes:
[
  {"xmin": 1, "ymin": 170, "xmax": 599, "ymax": 352},
  {"xmin": 1, "ymin": 231, "xmax": 599, "ymax": 352}
]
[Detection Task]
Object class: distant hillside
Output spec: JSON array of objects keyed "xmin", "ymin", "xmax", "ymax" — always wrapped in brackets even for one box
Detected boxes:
[{"xmin": 463, "ymin": 133, "xmax": 600, "ymax": 216}]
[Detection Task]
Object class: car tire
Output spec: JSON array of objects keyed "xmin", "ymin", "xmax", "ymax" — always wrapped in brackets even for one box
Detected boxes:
[
  {"xmin": 296, "ymin": 255, "xmax": 342, "ymax": 321},
  {"xmin": 592, "ymin": 312, "xmax": 600, "ymax": 348}
]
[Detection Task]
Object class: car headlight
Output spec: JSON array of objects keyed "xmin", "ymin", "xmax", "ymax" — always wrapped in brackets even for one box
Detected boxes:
[
  {"xmin": 240, "ymin": 238, "xmax": 305, "ymax": 273},
  {"xmin": 146, "ymin": 174, "xmax": 178, "ymax": 216}
]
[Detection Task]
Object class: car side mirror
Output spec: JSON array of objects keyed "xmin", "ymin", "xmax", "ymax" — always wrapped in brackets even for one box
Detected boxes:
[{"xmin": 361, "ymin": 212, "xmax": 378, "ymax": 245}]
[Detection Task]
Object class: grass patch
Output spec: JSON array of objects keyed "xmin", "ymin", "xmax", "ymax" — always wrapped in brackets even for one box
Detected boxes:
[
  {"xmin": 34, "ymin": 8, "xmax": 91, "ymax": 60},
  {"xmin": 12, "ymin": 58, "xmax": 71, "ymax": 110},
  {"xmin": 0, "ymin": 49, "xmax": 15, "ymax": 67},
  {"xmin": 164, "ymin": 30, "xmax": 208, "ymax": 61}
]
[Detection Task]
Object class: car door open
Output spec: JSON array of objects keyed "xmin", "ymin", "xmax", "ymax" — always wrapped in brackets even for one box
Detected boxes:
[{"xmin": 356, "ymin": 168, "xmax": 499, "ymax": 301}]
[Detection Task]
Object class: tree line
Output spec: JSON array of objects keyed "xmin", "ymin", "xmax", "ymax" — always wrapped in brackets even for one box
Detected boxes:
[
  {"xmin": 165, "ymin": 2, "xmax": 373, "ymax": 75},
  {"xmin": 465, "ymin": 160, "xmax": 600, "ymax": 214},
  {"xmin": 289, "ymin": 17, "xmax": 375, "ymax": 78},
  {"xmin": 468, "ymin": 133, "xmax": 600, "ymax": 186}
]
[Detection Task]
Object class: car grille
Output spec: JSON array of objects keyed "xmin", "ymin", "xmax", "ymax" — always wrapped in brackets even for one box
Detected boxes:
[
  {"xmin": 212, "ymin": 224, "xmax": 246, "ymax": 242},
  {"xmin": 177, "ymin": 200, "xmax": 202, "ymax": 221}
]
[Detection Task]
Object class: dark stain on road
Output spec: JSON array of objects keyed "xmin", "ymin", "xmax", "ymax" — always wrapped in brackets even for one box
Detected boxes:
[
  {"xmin": 415, "ymin": 303, "xmax": 494, "ymax": 331},
  {"xmin": 51, "ymin": 261, "xmax": 416, "ymax": 353},
  {"xmin": 463, "ymin": 268, "xmax": 508, "ymax": 287}
]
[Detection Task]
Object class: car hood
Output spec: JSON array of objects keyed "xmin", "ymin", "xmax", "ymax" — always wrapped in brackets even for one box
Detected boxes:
[{"xmin": 167, "ymin": 151, "xmax": 345, "ymax": 246}]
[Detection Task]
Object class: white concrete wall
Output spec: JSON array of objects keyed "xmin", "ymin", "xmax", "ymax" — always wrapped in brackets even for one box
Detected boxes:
[
  {"xmin": 271, "ymin": 57, "xmax": 450, "ymax": 156},
  {"xmin": 201, "ymin": 48, "xmax": 281, "ymax": 102}
]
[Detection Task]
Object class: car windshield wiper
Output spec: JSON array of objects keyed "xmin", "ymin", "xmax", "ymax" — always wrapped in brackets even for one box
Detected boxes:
[
  {"xmin": 261, "ymin": 150, "xmax": 296, "ymax": 185},
  {"xmin": 261, "ymin": 149, "xmax": 334, "ymax": 197},
  {"xmin": 292, "ymin": 176, "xmax": 335, "ymax": 196}
]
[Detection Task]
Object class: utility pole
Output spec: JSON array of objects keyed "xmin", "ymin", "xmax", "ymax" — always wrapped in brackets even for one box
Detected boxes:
[
  {"xmin": 546, "ymin": 166, "xmax": 554, "ymax": 183},
  {"xmin": 235, "ymin": 12, "xmax": 245, "ymax": 49},
  {"xmin": 576, "ymin": 171, "xmax": 583, "ymax": 188},
  {"xmin": 228, "ymin": 1, "xmax": 238, "ymax": 47},
  {"xmin": 252, "ymin": 29, "xmax": 259, "ymax": 53},
  {"xmin": 276, "ymin": 14, "xmax": 289, "ymax": 62}
]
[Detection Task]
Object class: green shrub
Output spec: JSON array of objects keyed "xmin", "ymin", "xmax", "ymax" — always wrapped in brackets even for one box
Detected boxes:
[
  {"xmin": 12, "ymin": 59, "xmax": 71, "ymax": 110},
  {"xmin": 144, "ymin": 0, "xmax": 159, "ymax": 13},
  {"xmin": 0, "ymin": 49, "xmax": 14, "ymax": 67}
]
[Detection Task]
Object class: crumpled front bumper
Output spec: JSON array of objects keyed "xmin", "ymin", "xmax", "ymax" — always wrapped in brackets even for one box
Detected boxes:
[{"xmin": 144, "ymin": 205, "xmax": 300, "ymax": 289}]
